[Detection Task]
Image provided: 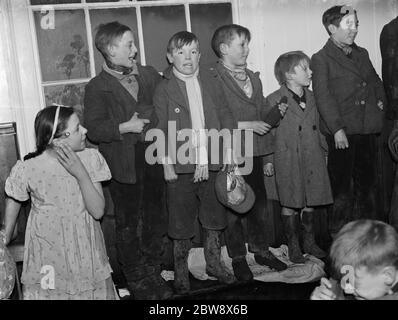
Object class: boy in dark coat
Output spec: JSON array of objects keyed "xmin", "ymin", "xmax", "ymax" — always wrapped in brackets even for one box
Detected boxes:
[
  {"xmin": 380, "ymin": 16, "xmax": 398, "ymax": 231},
  {"xmin": 153, "ymin": 31, "xmax": 236, "ymax": 294},
  {"xmin": 265, "ymin": 51, "xmax": 333, "ymax": 263},
  {"xmin": 84, "ymin": 22, "xmax": 172, "ymax": 299},
  {"xmin": 311, "ymin": 5, "xmax": 386, "ymax": 237},
  {"xmin": 210, "ymin": 24, "xmax": 288, "ymax": 281}
]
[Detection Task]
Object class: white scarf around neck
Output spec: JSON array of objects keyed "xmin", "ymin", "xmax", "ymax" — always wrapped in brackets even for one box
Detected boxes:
[{"xmin": 173, "ymin": 67, "xmax": 208, "ymax": 165}]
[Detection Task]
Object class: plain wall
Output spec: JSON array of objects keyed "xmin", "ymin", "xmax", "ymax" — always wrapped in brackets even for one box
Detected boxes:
[{"xmin": 239, "ymin": 0, "xmax": 397, "ymax": 95}]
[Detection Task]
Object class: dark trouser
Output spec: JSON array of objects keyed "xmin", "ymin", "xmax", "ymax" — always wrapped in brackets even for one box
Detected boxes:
[
  {"xmin": 109, "ymin": 143, "xmax": 168, "ymax": 283},
  {"xmin": 390, "ymin": 169, "xmax": 398, "ymax": 231},
  {"xmin": 167, "ymin": 171, "xmax": 227, "ymax": 240},
  {"xmin": 224, "ymin": 156, "xmax": 271, "ymax": 258},
  {"xmin": 326, "ymin": 134, "xmax": 378, "ymax": 235}
]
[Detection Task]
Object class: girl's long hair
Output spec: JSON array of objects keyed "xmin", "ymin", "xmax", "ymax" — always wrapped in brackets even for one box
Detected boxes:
[{"xmin": 24, "ymin": 106, "xmax": 74, "ymax": 160}]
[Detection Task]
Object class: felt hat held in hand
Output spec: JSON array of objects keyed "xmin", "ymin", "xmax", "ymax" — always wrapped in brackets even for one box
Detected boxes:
[{"xmin": 215, "ymin": 169, "xmax": 255, "ymax": 214}]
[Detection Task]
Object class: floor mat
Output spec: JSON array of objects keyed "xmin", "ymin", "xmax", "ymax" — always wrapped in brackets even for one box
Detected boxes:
[{"xmin": 161, "ymin": 244, "xmax": 325, "ymax": 284}]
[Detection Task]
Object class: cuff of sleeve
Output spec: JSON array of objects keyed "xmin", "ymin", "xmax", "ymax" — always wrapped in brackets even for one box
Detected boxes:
[
  {"xmin": 262, "ymin": 153, "xmax": 274, "ymax": 164},
  {"xmin": 330, "ymin": 120, "xmax": 345, "ymax": 135},
  {"xmin": 113, "ymin": 122, "xmax": 123, "ymax": 141}
]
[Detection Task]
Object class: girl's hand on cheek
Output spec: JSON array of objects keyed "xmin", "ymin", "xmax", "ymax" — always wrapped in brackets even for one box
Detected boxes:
[{"xmin": 56, "ymin": 143, "xmax": 88, "ymax": 180}]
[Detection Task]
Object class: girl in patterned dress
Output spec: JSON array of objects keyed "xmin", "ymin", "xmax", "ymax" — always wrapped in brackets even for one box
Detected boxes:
[{"xmin": 2, "ymin": 105, "xmax": 117, "ymax": 300}]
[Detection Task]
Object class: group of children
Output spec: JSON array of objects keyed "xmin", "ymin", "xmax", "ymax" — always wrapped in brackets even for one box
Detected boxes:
[{"xmin": 1, "ymin": 4, "xmax": 397, "ymax": 300}]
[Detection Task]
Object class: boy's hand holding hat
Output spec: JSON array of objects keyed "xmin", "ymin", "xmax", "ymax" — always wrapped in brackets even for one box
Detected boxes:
[{"xmin": 215, "ymin": 168, "xmax": 255, "ymax": 214}]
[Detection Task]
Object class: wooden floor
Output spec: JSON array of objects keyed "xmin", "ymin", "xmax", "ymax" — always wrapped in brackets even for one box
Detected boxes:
[{"xmin": 174, "ymin": 278, "xmax": 318, "ymax": 300}]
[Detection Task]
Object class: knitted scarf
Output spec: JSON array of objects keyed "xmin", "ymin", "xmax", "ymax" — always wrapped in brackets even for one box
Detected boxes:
[{"xmin": 173, "ymin": 67, "xmax": 208, "ymax": 165}]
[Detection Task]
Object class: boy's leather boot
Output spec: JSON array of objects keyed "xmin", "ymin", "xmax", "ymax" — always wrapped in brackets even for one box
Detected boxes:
[
  {"xmin": 254, "ymin": 249, "xmax": 287, "ymax": 271},
  {"xmin": 301, "ymin": 210, "xmax": 327, "ymax": 259},
  {"xmin": 282, "ymin": 214, "xmax": 306, "ymax": 264},
  {"xmin": 231, "ymin": 256, "xmax": 253, "ymax": 282},
  {"xmin": 203, "ymin": 229, "xmax": 236, "ymax": 284},
  {"xmin": 127, "ymin": 264, "xmax": 173, "ymax": 300},
  {"xmin": 173, "ymin": 239, "xmax": 191, "ymax": 294}
]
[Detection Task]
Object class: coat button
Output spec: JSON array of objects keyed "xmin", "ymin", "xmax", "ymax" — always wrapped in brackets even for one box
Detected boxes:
[
  {"xmin": 174, "ymin": 107, "xmax": 180, "ymax": 113},
  {"xmin": 312, "ymin": 125, "xmax": 317, "ymax": 130},
  {"xmin": 298, "ymin": 125, "xmax": 302, "ymax": 131},
  {"xmin": 362, "ymin": 81, "xmax": 367, "ymax": 87},
  {"xmin": 360, "ymin": 100, "xmax": 365, "ymax": 105}
]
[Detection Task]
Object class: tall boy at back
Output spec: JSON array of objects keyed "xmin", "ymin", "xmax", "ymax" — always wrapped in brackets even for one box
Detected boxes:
[{"xmin": 311, "ymin": 5, "xmax": 386, "ymax": 237}]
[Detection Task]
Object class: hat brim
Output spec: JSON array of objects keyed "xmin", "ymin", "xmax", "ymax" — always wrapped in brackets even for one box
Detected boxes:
[{"xmin": 227, "ymin": 183, "xmax": 256, "ymax": 214}]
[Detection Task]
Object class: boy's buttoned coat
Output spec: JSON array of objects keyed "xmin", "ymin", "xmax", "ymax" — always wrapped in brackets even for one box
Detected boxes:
[
  {"xmin": 380, "ymin": 16, "xmax": 398, "ymax": 120},
  {"xmin": 265, "ymin": 86, "xmax": 333, "ymax": 209},
  {"xmin": 153, "ymin": 66, "xmax": 236, "ymax": 174},
  {"xmin": 311, "ymin": 39, "xmax": 386, "ymax": 136},
  {"xmin": 84, "ymin": 64, "xmax": 161, "ymax": 184},
  {"xmin": 211, "ymin": 62, "xmax": 275, "ymax": 157}
]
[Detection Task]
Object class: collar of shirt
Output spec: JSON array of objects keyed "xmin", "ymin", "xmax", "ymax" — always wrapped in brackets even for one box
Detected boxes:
[
  {"xmin": 288, "ymin": 87, "xmax": 306, "ymax": 108},
  {"xmin": 330, "ymin": 36, "xmax": 353, "ymax": 56},
  {"xmin": 103, "ymin": 61, "xmax": 139, "ymax": 80},
  {"xmin": 219, "ymin": 60, "xmax": 248, "ymax": 81}
]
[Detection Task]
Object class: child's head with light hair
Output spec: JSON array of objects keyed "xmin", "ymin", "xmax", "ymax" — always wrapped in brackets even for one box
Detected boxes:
[{"xmin": 330, "ymin": 219, "xmax": 398, "ymax": 299}]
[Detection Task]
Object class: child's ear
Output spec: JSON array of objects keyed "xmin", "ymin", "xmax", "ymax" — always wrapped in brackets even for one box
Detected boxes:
[
  {"xmin": 219, "ymin": 43, "xmax": 229, "ymax": 56},
  {"xmin": 166, "ymin": 53, "xmax": 174, "ymax": 65},
  {"xmin": 328, "ymin": 24, "xmax": 338, "ymax": 35},
  {"xmin": 107, "ymin": 44, "xmax": 116, "ymax": 58},
  {"xmin": 382, "ymin": 266, "xmax": 397, "ymax": 287}
]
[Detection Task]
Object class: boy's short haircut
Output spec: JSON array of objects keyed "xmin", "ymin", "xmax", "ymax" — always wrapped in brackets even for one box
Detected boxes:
[
  {"xmin": 330, "ymin": 219, "xmax": 398, "ymax": 280},
  {"xmin": 166, "ymin": 31, "xmax": 199, "ymax": 54},
  {"xmin": 274, "ymin": 51, "xmax": 310, "ymax": 86},
  {"xmin": 322, "ymin": 5, "xmax": 358, "ymax": 35},
  {"xmin": 211, "ymin": 24, "xmax": 251, "ymax": 58},
  {"xmin": 95, "ymin": 21, "xmax": 131, "ymax": 60}
]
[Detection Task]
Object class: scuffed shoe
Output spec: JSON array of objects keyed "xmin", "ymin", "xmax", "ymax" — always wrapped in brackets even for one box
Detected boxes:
[
  {"xmin": 301, "ymin": 210, "xmax": 327, "ymax": 259},
  {"xmin": 206, "ymin": 265, "xmax": 236, "ymax": 284},
  {"xmin": 129, "ymin": 274, "xmax": 173, "ymax": 300},
  {"xmin": 173, "ymin": 272, "xmax": 190, "ymax": 295},
  {"xmin": 203, "ymin": 229, "xmax": 236, "ymax": 285},
  {"xmin": 254, "ymin": 250, "xmax": 287, "ymax": 271},
  {"xmin": 231, "ymin": 256, "xmax": 253, "ymax": 282},
  {"xmin": 303, "ymin": 241, "xmax": 327, "ymax": 259}
]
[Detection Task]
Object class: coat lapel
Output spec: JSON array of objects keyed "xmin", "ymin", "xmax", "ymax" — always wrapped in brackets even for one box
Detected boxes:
[
  {"xmin": 167, "ymin": 77, "xmax": 190, "ymax": 111},
  {"xmin": 280, "ymin": 86, "xmax": 305, "ymax": 119},
  {"xmin": 163, "ymin": 67, "xmax": 190, "ymax": 111},
  {"xmin": 100, "ymin": 71, "xmax": 137, "ymax": 118},
  {"xmin": 199, "ymin": 72, "xmax": 217, "ymax": 126},
  {"xmin": 324, "ymin": 39, "xmax": 364, "ymax": 79},
  {"xmin": 215, "ymin": 62, "xmax": 257, "ymax": 105},
  {"xmin": 302, "ymin": 88, "xmax": 315, "ymax": 120},
  {"xmin": 247, "ymin": 70, "xmax": 261, "ymax": 101}
]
